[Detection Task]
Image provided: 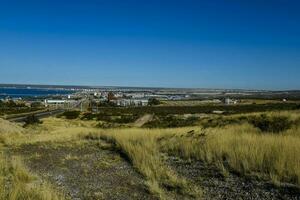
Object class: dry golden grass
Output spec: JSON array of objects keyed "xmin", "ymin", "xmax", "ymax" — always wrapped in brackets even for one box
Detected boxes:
[
  {"xmin": 1, "ymin": 117, "xmax": 99, "ymax": 146},
  {"xmin": 95, "ymin": 128, "xmax": 202, "ymax": 199},
  {"xmin": 90, "ymin": 111, "xmax": 300, "ymax": 188},
  {"xmin": 159, "ymin": 124, "xmax": 300, "ymax": 185},
  {"xmin": 0, "ymin": 153, "xmax": 65, "ymax": 200},
  {"xmin": 0, "ymin": 118, "xmax": 69, "ymax": 200},
  {"xmin": 1, "ymin": 110, "xmax": 300, "ymax": 199},
  {"xmin": 228, "ymin": 110, "xmax": 300, "ymax": 121}
]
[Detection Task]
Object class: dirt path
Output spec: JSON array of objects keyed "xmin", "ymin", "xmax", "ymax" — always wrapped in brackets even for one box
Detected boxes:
[
  {"xmin": 133, "ymin": 114, "xmax": 153, "ymax": 127},
  {"xmin": 11, "ymin": 141, "xmax": 157, "ymax": 200},
  {"xmin": 166, "ymin": 156, "xmax": 300, "ymax": 200}
]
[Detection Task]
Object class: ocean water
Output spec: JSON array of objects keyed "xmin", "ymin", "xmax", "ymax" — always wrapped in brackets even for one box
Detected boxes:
[{"xmin": 0, "ymin": 88, "xmax": 73, "ymax": 98}]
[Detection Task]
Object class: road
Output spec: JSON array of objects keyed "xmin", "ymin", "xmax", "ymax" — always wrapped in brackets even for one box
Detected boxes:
[{"xmin": 7, "ymin": 109, "xmax": 65, "ymax": 122}]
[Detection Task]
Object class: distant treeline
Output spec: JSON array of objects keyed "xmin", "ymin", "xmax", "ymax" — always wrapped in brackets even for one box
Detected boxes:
[
  {"xmin": 0, "ymin": 100, "xmax": 40, "ymax": 115},
  {"xmin": 97, "ymin": 103, "xmax": 300, "ymax": 115},
  {"xmin": 0, "ymin": 100, "xmax": 26, "ymax": 108}
]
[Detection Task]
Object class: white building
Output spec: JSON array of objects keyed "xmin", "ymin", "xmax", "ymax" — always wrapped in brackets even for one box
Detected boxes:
[
  {"xmin": 44, "ymin": 99, "xmax": 66, "ymax": 106},
  {"xmin": 224, "ymin": 98, "xmax": 238, "ymax": 105},
  {"xmin": 112, "ymin": 99, "xmax": 149, "ymax": 107}
]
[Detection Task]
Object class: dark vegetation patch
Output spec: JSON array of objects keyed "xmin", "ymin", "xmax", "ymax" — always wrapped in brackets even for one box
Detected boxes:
[
  {"xmin": 249, "ymin": 114, "xmax": 292, "ymax": 133},
  {"xmin": 0, "ymin": 99, "xmax": 26, "ymax": 108},
  {"xmin": 81, "ymin": 112, "xmax": 140, "ymax": 123},
  {"xmin": 0, "ymin": 100, "xmax": 41, "ymax": 115},
  {"xmin": 200, "ymin": 114, "xmax": 295, "ymax": 133},
  {"xmin": 148, "ymin": 98, "xmax": 160, "ymax": 106},
  {"xmin": 23, "ymin": 114, "xmax": 42, "ymax": 127},
  {"xmin": 200, "ymin": 116, "xmax": 246, "ymax": 129},
  {"xmin": 294, "ymin": 117, "xmax": 300, "ymax": 127},
  {"xmin": 75, "ymin": 112, "xmax": 142, "ymax": 128},
  {"xmin": 78, "ymin": 103, "xmax": 300, "ymax": 130},
  {"xmin": 143, "ymin": 115, "xmax": 199, "ymax": 128},
  {"xmin": 58, "ymin": 110, "xmax": 81, "ymax": 119},
  {"xmin": 113, "ymin": 115, "xmax": 140, "ymax": 123},
  {"xmin": 96, "ymin": 103, "xmax": 300, "ymax": 116},
  {"xmin": 97, "ymin": 101, "xmax": 119, "ymax": 107},
  {"xmin": 99, "ymin": 114, "xmax": 140, "ymax": 124},
  {"xmin": 81, "ymin": 112, "xmax": 96, "ymax": 120},
  {"xmin": 95, "ymin": 122, "xmax": 125, "ymax": 129}
]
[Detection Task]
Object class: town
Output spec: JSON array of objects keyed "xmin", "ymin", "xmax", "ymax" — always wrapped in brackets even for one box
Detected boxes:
[{"xmin": 2, "ymin": 85, "xmax": 298, "ymax": 113}]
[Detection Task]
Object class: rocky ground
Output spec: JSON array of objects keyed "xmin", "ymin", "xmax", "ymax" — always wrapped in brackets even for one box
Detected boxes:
[
  {"xmin": 9, "ymin": 138, "xmax": 300, "ymax": 200},
  {"xmin": 11, "ymin": 140, "xmax": 156, "ymax": 200},
  {"xmin": 166, "ymin": 156, "xmax": 300, "ymax": 200}
]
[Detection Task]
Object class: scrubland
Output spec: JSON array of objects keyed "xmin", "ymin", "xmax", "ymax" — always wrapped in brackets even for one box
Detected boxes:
[
  {"xmin": 0, "ymin": 110, "xmax": 300, "ymax": 199},
  {"xmin": 0, "ymin": 119, "xmax": 65, "ymax": 200}
]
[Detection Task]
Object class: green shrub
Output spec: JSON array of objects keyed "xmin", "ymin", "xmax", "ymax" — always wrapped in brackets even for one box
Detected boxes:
[
  {"xmin": 30, "ymin": 101, "xmax": 42, "ymax": 108},
  {"xmin": 113, "ymin": 115, "xmax": 140, "ymax": 124},
  {"xmin": 96, "ymin": 115, "xmax": 112, "ymax": 122},
  {"xmin": 80, "ymin": 112, "xmax": 108, "ymax": 121},
  {"xmin": 294, "ymin": 117, "xmax": 300, "ymax": 127},
  {"xmin": 81, "ymin": 112, "xmax": 96, "ymax": 120},
  {"xmin": 23, "ymin": 115, "xmax": 42, "ymax": 127},
  {"xmin": 200, "ymin": 117, "xmax": 244, "ymax": 128},
  {"xmin": 96, "ymin": 122, "xmax": 123, "ymax": 129},
  {"xmin": 84, "ymin": 113, "xmax": 139, "ymax": 124},
  {"xmin": 249, "ymin": 114, "xmax": 292, "ymax": 133},
  {"xmin": 59, "ymin": 111, "xmax": 80, "ymax": 119},
  {"xmin": 143, "ymin": 115, "xmax": 199, "ymax": 128},
  {"xmin": 148, "ymin": 98, "xmax": 160, "ymax": 106}
]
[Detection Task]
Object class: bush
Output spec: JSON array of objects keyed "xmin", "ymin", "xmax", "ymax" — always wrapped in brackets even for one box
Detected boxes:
[
  {"xmin": 98, "ymin": 101, "xmax": 117, "ymax": 107},
  {"xmin": 23, "ymin": 115, "xmax": 42, "ymax": 127},
  {"xmin": 81, "ymin": 112, "xmax": 96, "ymax": 120},
  {"xmin": 148, "ymin": 98, "xmax": 160, "ymax": 106},
  {"xmin": 81, "ymin": 112, "xmax": 140, "ymax": 124},
  {"xmin": 30, "ymin": 101, "xmax": 42, "ymax": 108},
  {"xmin": 143, "ymin": 115, "xmax": 199, "ymax": 128},
  {"xmin": 113, "ymin": 115, "xmax": 140, "ymax": 124},
  {"xmin": 96, "ymin": 115, "xmax": 112, "ymax": 122},
  {"xmin": 96, "ymin": 122, "xmax": 123, "ymax": 129},
  {"xmin": 200, "ymin": 116, "xmax": 245, "ymax": 128},
  {"xmin": 294, "ymin": 117, "xmax": 300, "ymax": 127},
  {"xmin": 97, "ymin": 103, "xmax": 300, "ymax": 115},
  {"xmin": 59, "ymin": 111, "xmax": 80, "ymax": 119},
  {"xmin": 249, "ymin": 114, "xmax": 292, "ymax": 133}
]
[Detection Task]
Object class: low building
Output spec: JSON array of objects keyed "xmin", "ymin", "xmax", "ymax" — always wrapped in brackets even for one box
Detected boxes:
[
  {"xmin": 134, "ymin": 99, "xmax": 148, "ymax": 106},
  {"xmin": 44, "ymin": 99, "xmax": 66, "ymax": 107},
  {"xmin": 112, "ymin": 99, "xmax": 149, "ymax": 107},
  {"xmin": 44, "ymin": 99, "xmax": 78, "ymax": 108},
  {"xmin": 224, "ymin": 98, "xmax": 238, "ymax": 105}
]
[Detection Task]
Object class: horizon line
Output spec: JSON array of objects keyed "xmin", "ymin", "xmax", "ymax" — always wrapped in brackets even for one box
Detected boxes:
[{"xmin": 1, "ymin": 82, "xmax": 300, "ymax": 92}]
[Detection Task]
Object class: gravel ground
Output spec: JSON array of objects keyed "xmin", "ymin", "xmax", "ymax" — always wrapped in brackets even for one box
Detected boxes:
[
  {"xmin": 11, "ymin": 141, "xmax": 157, "ymax": 200},
  {"xmin": 166, "ymin": 156, "xmax": 300, "ymax": 200},
  {"xmin": 10, "ymin": 139, "xmax": 300, "ymax": 200}
]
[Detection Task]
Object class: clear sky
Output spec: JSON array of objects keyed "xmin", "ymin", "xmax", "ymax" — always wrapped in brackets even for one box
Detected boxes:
[{"xmin": 0, "ymin": 0, "xmax": 299, "ymax": 90}]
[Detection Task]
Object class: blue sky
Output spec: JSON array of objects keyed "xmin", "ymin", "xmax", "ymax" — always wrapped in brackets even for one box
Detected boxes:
[{"xmin": 0, "ymin": 0, "xmax": 300, "ymax": 90}]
